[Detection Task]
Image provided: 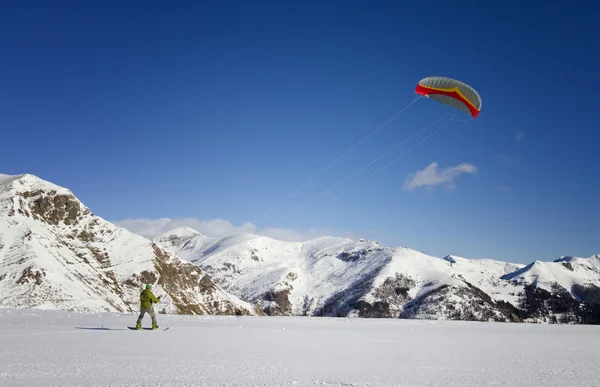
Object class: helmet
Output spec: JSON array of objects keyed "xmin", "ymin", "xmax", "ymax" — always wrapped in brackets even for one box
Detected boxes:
[{"xmin": 145, "ymin": 284, "xmax": 152, "ymax": 290}]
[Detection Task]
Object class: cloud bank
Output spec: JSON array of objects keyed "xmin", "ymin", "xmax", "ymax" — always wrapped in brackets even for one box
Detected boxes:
[
  {"xmin": 113, "ymin": 217, "xmax": 360, "ymax": 242},
  {"xmin": 403, "ymin": 162, "xmax": 477, "ymax": 191}
]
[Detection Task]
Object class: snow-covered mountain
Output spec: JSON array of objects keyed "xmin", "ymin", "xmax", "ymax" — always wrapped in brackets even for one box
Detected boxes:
[
  {"xmin": 502, "ymin": 255, "xmax": 600, "ymax": 294},
  {"xmin": 155, "ymin": 227, "xmax": 600, "ymax": 323},
  {"xmin": 0, "ymin": 174, "xmax": 260, "ymax": 316},
  {"xmin": 2, "ymin": 172, "xmax": 598, "ymax": 324}
]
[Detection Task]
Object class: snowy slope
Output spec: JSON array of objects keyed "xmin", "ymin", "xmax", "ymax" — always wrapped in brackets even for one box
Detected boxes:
[
  {"xmin": 156, "ymin": 231, "xmax": 399, "ymax": 316},
  {"xmin": 154, "ymin": 229, "xmax": 526, "ymax": 321},
  {"xmin": 154, "ymin": 226, "xmax": 218, "ymax": 258},
  {"xmin": 154, "ymin": 227, "xmax": 600, "ymax": 323},
  {"xmin": 442, "ymin": 254, "xmax": 526, "ymax": 305},
  {"xmin": 0, "ymin": 174, "xmax": 260, "ymax": 316},
  {"xmin": 501, "ymin": 255, "xmax": 600, "ymax": 300},
  {"xmin": 3, "ymin": 308, "xmax": 600, "ymax": 387},
  {"xmin": 4, "ymin": 172, "xmax": 597, "ymax": 324}
]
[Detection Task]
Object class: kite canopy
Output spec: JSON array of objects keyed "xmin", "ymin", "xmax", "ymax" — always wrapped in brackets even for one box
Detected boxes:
[{"xmin": 415, "ymin": 76, "xmax": 482, "ymax": 118}]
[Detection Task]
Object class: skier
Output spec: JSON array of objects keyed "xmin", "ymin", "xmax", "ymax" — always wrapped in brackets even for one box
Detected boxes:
[{"xmin": 135, "ymin": 284, "xmax": 161, "ymax": 330}]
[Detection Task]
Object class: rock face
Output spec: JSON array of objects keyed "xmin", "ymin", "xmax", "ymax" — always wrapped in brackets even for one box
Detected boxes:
[
  {"xmin": 0, "ymin": 174, "xmax": 261, "ymax": 316},
  {"xmin": 154, "ymin": 228, "xmax": 600, "ymax": 324}
]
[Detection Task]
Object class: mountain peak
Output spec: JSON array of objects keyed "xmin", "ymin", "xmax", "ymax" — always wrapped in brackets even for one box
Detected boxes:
[
  {"xmin": 159, "ymin": 226, "xmax": 204, "ymax": 239},
  {"xmin": 0, "ymin": 172, "xmax": 89, "ymax": 227},
  {"xmin": 0, "ymin": 172, "xmax": 261, "ymax": 316},
  {"xmin": 553, "ymin": 256, "xmax": 574, "ymax": 263},
  {"xmin": 443, "ymin": 255, "xmax": 457, "ymax": 264},
  {"xmin": 1, "ymin": 173, "xmax": 73, "ymax": 197},
  {"xmin": 0, "ymin": 173, "xmax": 24, "ymax": 185},
  {"xmin": 553, "ymin": 254, "xmax": 600, "ymax": 263},
  {"xmin": 1, "ymin": 173, "xmax": 41, "ymax": 188},
  {"xmin": 305, "ymin": 235, "xmax": 354, "ymax": 244}
]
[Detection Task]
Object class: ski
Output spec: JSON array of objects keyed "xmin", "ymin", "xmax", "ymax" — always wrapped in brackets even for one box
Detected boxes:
[{"xmin": 126, "ymin": 327, "xmax": 169, "ymax": 331}]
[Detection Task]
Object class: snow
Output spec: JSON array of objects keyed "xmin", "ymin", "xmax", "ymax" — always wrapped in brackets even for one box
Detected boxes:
[
  {"xmin": 0, "ymin": 174, "xmax": 23, "ymax": 186},
  {"xmin": 0, "ymin": 174, "xmax": 158, "ymax": 311},
  {"xmin": 501, "ymin": 256, "xmax": 600, "ymax": 298},
  {"xmin": 155, "ymin": 227, "xmax": 218, "ymax": 259},
  {"xmin": 0, "ymin": 174, "xmax": 257, "ymax": 315},
  {"xmin": 3, "ymin": 172, "xmax": 600, "ymax": 323},
  {"xmin": 166, "ymin": 226, "xmax": 203, "ymax": 237},
  {"xmin": 377, "ymin": 248, "xmax": 464, "ymax": 297},
  {"xmin": 0, "ymin": 173, "xmax": 72, "ymax": 195},
  {"xmin": 158, "ymin": 231, "xmax": 399, "ymax": 314},
  {"xmin": 442, "ymin": 254, "xmax": 526, "ymax": 305},
  {"xmin": 1, "ymin": 308, "xmax": 599, "ymax": 386},
  {"xmin": 155, "ymin": 224, "xmax": 600, "ymax": 319},
  {"xmin": 154, "ymin": 229, "xmax": 533, "ymax": 317}
]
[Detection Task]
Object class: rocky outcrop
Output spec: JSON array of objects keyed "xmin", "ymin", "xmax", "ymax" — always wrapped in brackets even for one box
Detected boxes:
[{"xmin": 400, "ymin": 283, "xmax": 525, "ymax": 322}]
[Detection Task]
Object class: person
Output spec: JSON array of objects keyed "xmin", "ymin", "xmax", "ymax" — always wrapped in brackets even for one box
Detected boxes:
[{"xmin": 135, "ymin": 284, "xmax": 161, "ymax": 330}]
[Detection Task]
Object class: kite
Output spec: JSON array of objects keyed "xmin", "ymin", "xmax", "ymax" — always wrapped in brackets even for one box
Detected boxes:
[{"xmin": 415, "ymin": 76, "xmax": 482, "ymax": 118}]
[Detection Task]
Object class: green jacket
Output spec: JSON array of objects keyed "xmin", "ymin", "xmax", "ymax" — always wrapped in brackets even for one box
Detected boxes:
[{"xmin": 140, "ymin": 288, "xmax": 160, "ymax": 309}]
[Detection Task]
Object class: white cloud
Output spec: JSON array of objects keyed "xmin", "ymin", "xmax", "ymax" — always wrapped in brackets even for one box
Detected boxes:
[
  {"xmin": 113, "ymin": 217, "xmax": 256, "ymax": 239},
  {"xmin": 402, "ymin": 162, "xmax": 477, "ymax": 191},
  {"xmin": 113, "ymin": 217, "xmax": 359, "ymax": 242},
  {"xmin": 515, "ymin": 132, "xmax": 525, "ymax": 141}
]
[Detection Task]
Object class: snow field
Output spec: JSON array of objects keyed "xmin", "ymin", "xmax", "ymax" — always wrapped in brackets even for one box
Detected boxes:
[{"xmin": 1, "ymin": 308, "xmax": 600, "ymax": 386}]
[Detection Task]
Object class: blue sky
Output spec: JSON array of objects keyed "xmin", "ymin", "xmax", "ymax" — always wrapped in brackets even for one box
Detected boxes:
[{"xmin": 1, "ymin": 1, "xmax": 598, "ymax": 264}]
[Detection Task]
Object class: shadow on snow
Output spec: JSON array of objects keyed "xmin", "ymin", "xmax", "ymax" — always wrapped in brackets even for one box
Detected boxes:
[{"xmin": 74, "ymin": 326, "xmax": 127, "ymax": 331}]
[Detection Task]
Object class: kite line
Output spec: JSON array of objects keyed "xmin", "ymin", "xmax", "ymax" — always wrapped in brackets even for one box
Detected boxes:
[
  {"xmin": 282, "ymin": 112, "xmax": 458, "ymax": 228},
  {"xmin": 264, "ymin": 110, "xmax": 454, "ymax": 229},
  {"xmin": 251, "ymin": 95, "xmax": 422, "ymax": 224}
]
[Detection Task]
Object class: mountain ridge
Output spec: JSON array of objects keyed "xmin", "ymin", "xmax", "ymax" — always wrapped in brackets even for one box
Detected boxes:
[
  {"xmin": 2, "ymin": 172, "xmax": 599, "ymax": 324},
  {"xmin": 154, "ymin": 226, "xmax": 600, "ymax": 323},
  {"xmin": 0, "ymin": 173, "xmax": 261, "ymax": 316}
]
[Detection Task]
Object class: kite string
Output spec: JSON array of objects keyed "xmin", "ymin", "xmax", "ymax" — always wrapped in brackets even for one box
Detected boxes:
[
  {"xmin": 283, "ymin": 112, "xmax": 458, "ymax": 228},
  {"xmin": 264, "ymin": 110, "xmax": 454, "ymax": 228},
  {"xmin": 251, "ymin": 95, "xmax": 422, "ymax": 224}
]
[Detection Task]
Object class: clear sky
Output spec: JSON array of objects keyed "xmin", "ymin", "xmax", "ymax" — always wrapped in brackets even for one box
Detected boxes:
[{"xmin": 1, "ymin": 1, "xmax": 598, "ymax": 264}]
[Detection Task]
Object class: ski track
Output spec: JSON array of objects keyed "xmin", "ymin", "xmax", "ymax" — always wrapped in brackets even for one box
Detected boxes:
[{"xmin": 1, "ymin": 308, "xmax": 599, "ymax": 386}]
